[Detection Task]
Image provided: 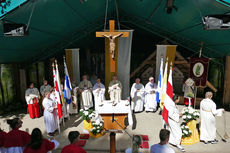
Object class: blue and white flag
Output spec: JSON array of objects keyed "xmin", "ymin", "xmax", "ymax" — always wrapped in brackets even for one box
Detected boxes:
[
  {"xmin": 64, "ymin": 58, "xmax": 72, "ymax": 104},
  {"xmin": 156, "ymin": 57, "xmax": 163, "ymax": 103}
]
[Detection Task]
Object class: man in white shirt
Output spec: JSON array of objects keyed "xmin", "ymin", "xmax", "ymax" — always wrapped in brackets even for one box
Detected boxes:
[{"xmin": 150, "ymin": 129, "xmax": 175, "ymax": 153}]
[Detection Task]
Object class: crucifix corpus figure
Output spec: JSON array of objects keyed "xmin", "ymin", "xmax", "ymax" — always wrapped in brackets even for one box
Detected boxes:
[
  {"xmin": 102, "ymin": 33, "xmax": 123, "ymax": 60},
  {"xmin": 96, "ymin": 20, "xmax": 129, "ymax": 70}
]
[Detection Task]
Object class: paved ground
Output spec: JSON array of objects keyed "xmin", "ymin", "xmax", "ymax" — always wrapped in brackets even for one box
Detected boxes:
[{"xmin": 0, "ymin": 106, "xmax": 230, "ymax": 153}]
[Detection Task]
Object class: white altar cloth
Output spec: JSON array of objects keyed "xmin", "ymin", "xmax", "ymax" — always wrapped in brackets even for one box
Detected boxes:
[{"xmin": 96, "ymin": 100, "xmax": 133, "ymax": 126}]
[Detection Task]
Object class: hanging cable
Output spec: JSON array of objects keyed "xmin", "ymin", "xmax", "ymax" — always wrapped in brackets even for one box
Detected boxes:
[
  {"xmin": 148, "ymin": 0, "xmax": 163, "ymax": 21},
  {"xmin": 114, "ymin": 0, "xmax": 120, "ymax": 30},
  {"xmin": 104, "ymin": 0, "xmax": 109, "ymax": 31},
  {"xmin": 26, "ymin": 0, "xmax": 36, "ymax": 31}
]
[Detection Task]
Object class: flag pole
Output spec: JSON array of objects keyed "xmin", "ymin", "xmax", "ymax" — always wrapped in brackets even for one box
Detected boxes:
[
  {"xmin": 53, "ymin": 63, "xmax": 61, "ymax": 134},
  {"xmin": 63, "ymin": 56, "xmax": 70, "ymax": 121},
  {"xmin": 55, "ymin": 60, "xmax": 65, "ymax": 127}
]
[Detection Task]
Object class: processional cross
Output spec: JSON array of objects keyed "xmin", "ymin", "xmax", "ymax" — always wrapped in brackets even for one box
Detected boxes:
[{"xmin": 96, "ymin": 20, "xmax": 129, "ymax": 72}]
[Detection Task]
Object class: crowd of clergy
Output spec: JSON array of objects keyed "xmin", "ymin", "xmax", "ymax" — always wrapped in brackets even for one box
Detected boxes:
[{"xmin": 0, "ymin": 74, "xmax": 225, "ymax": 153}]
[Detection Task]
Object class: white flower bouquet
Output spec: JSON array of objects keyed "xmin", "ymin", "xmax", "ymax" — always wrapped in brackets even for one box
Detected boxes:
[
  {"xmin": 181, "ymin": 124, "xmax": 192, "ymax": 138},
  {"xmin": 79, "ymin": 108, "xmax": 95, "ymax": 121},
  {"xmin": 182, "ymin": 107, "xmax": 200, "ymax": 122},
  {"xmin": 90, "ymin": 122, "xmax": 104, "ymax": 135}
]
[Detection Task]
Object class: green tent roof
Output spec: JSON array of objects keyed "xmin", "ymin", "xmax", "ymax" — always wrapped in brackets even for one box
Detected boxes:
[{"xmin": 0, "ymin": 0, "xmax": 230, "ymax": 63}]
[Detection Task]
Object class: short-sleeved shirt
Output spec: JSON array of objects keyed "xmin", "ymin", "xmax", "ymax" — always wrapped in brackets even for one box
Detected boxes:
[
  {"xmin": 23, "ymin": 139, "xmax": 55, "ymax": 153},
  {"xmin": 150, "ymin": 144, "xmax": 175, "ymax": 153},
  {"xmin": 61, "ymin": 144, "xmax": 86, "ymax": 153}
]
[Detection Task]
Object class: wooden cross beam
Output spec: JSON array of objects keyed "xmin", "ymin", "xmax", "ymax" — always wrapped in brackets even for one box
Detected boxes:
[
  {"xmin": 96, "ymin": 20, "xmax": 129, "ymax": 73},
  {"xmin": 96, "ymin": 20, "xmax": 129, "ymax": 37}
]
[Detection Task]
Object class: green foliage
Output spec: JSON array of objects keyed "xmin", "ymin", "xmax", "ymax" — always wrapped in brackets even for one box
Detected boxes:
[
  {"xmin": 0, "ymin": 64, "xmax": 15, "ymax": 106},
  {"xmin": 91, "ymin": 122, "xmax": 103, "ymax": 135},
  {"xmin": 182, "ymin": 108, "xmax": 200, "ymax": 122},
  {"xmin": 181, "ymin": 123, "xmax": 192, "ymax": 138},
  {"xmin": 79, "ymin": 109, "xmax": 95, "ymax": 121}
]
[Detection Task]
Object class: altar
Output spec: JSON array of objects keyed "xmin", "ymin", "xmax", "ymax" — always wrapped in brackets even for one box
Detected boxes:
[{"xmin": 96, "ymin": 100, "xmax": 133, "ymax": 127}]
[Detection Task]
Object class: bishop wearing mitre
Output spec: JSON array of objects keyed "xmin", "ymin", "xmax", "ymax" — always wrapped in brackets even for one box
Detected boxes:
[
  {"xmin": 25, "ymin": 82, "xmax": 40, "ymax": 119},
  {"xmin": 108, "ymin": 75, "xmax": 122, "ymax": 105},
  {"xmin": 78, "ymin": 75, "xmax": 93, "ymax": 109}
]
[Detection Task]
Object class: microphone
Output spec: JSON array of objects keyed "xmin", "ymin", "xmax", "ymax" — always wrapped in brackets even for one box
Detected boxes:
[{"xmin": 112, "ymin": 113, "xmax": 115, "ymax": 122}]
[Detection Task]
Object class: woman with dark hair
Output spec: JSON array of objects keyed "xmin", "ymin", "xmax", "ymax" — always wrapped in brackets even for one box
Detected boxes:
[
  {"xmin": 4, "ymin": 118, "xmax": 30, "ymax": 153},
  {"xmin": 0, "ymin": 127, "xmax": 6, "ymax": 153},
  {"xmin": 166, "ymin": 95, "xmax": 185, "ymax": 152},
  {"xmin": 125, "ymin": 135, "xmax": 142, "ymax": 153},
  {"xmin": 23, "ymin": 128, "xmax": 59, "ymax": 153}
]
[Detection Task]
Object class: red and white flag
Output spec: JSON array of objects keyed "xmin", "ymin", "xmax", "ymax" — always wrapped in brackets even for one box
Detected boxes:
[
  {"xmin": 53, "ymin": 65, "xmax": 63, "ymax": 119},
  {"xmin": 162, "ymin": 62, "xmax": 174, "ymax": 124}
]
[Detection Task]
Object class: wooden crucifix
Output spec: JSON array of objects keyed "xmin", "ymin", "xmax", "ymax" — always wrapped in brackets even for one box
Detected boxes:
[{"xmin": 96, "ymin": 20, "xmax": 129, "ymax": 72}]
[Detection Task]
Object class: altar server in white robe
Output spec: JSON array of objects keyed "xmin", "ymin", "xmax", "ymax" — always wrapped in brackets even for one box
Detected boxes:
[
  {"xmin": 108, "ymin": 75, "xmax": 122, "ymax": 105},
  {"xmin": 25, "ymin": 83, "xmax": 40, "ymax": 119},
  {"xmin": 78, "ymin": 75, "xmax": 93, "ymax": 109},
  {"xmin": 93, "ymin": 78, "xmax": 105, "ymax": 109},
  {"xmin": 144, "ymin": 77, "xmax": 157, "ymax": 112},
  {"xmin": 200, "ymin": 91, "xmax": 225, "ymax": 144},
  {"xmin": 42, "ymin": 91, "xmax": 58, "ymax": 137},
  {"xmin": 130, "ymin": 78, "xmax": 145, "ymax": 112},
  {"xmin": 166, "ymin": 95, "xmax": 185, "ymax": 152}
]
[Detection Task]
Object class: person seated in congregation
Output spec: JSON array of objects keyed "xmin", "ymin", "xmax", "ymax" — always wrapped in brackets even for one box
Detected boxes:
[
  {"xmin": 61, "ymin": 131, "xmax": 86, "ymax": 153},
  {"xmin": 78, "ymin": 75, "xmax": 93, "ymax": 109},
  {"xmin": 200, "ymin": 91, "xmax": 225, "ymax": 144},
  {"xmin": 93, "ymin": 78, "xmax": 105, "ymax": 108},
  {"xmin": 23, "ymin": 128, "xmax": 59, "ymax": 153},
  {"xmin": 144, "ymin": 77, "xmax": 157, "ymax": 112},
  {"xmin": 25, "ymin": 82, "xmax": 40, "ymax": 119},
  {"xmin": 4, "ymin": 118, "xmax": 31, "ymax": 153},
  {"xmin": 0, "ymin": 127, "xmax": 6, "ymax": 153},
  {"xmin": 130, "ymin": 78, "xmax": 145, "ymax": 113},
  {"xmin": 42, "ymin": 90, "xmax": 58, "ymax": 137},
  {"xmin": 166, "ymin": 95, "xmax": 185, "ymax": 152},
  {"xmin": 108, "ymin": 75, "xmax": 122, "ymax": 106},
  {"xmin": 150, "ymin": 129, "xmax": 175, "ymax": 153},
  {"xmin": 125, "ymin": 135, "xmax": 142, "ymax": 153}
]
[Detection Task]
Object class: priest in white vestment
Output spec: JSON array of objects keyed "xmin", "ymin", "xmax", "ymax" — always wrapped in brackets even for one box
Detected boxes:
[
  {"xmin": 200, "ymin": 91, "xmax": 225, "ymax": 144},
  {"xmin": 130, "ymin": 78, "xmax": 145, "ymax": 112},
  {"xmin": 93, "ymin": 78, "xmax": 105, "ymax": 109},
  {"xmin": 25, "ymin": 83, "xmax": 40, "ymax": 119},
  {"xmin": 108, "ymin": 75, "xmax": 122, "ymax": 105},
  {"xmin": 78, "ymin": 75, "xmax": 93, "ymax": 109},
  {"xmin": 42, "ymin": 91, "xmax": 58, "ymax": 137},
  {"xmin": 144, "ymin": 77, "xmax": 157, "ymax": 112},
  {"xmin": 166, "ymin": 95, "xmax": 185, "ymax": 152}
]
